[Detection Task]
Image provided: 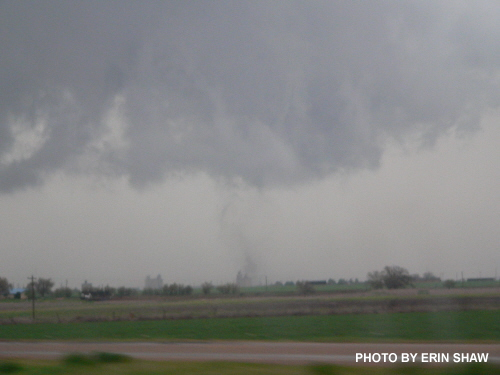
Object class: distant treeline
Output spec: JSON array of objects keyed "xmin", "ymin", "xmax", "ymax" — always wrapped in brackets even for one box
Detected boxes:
[{"xmin": 2, "ymin": 269, "xmax": 498, "ymax": 301}]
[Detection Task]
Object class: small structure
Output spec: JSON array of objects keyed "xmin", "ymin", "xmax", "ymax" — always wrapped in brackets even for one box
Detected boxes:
[
  {"xmin": 466, "ymin": 278, "xmax": 495, "ymax": 282},
  {"xmin": 145, "ymin": 274, "xmax": 163, "ymax": 290},
  {"xmin": 8, "ymin": 288, "xmax": 26, "ymax": 299}
]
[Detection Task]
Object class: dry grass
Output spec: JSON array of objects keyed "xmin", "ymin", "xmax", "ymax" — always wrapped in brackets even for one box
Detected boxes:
[{"xmin": 1, "ymin": 287, "xmax": 499, "ymax": 325}]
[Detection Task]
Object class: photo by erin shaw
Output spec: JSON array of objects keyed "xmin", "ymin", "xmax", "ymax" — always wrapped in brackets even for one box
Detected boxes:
[
  {"xmin": 0, "ymin": 357, "xmax": 499, "ymax": 375},
  {"xmin": 356, "ymin": 352, "xmax": 491, "ymax": 364}
]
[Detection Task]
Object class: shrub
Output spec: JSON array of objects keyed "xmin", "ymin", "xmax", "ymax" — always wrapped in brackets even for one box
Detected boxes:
[
  {"xmin": 367, "ymin": 271, "xmax": 384, "ymax": 289},
  {"xmin": 116, "ymin": 287, "xmax": 138, "ymax": 297},
  {"xmin": 0, "ymin": 361, "xmax": 23, "ymax": 374},
  {"xmin": 142, "ymin": 288, "xmax": 161, "ymax": 296},
  {"xmin": 201, "ymin": 282, "xmax": 213, "ymax": 295},
  {"xmin": 216, "ymin": 283, "xmax": 239, "ymax": 294},
  {"xmin": 308, "ymin": 364, "xmax": 341, "ymax": 375},
  {"xmin": 443, "ymin": 279, "xmax": 456, "ymax": 289},
  {"xmin": 94, "ymin": 352, "xmax": 131, "ymax": 363},
  {"xmin": 63, "ymin": 353, "xmax": 96, "ymax": 366},
  {"xmin": 162, "ymin": 283, "xmax": 194, "ymax": 296},
  {"xmin": 296, "ymin": 281, "xmax": 315, "ymax": 295},
  {"xmin": 63, "ymin": 352, "xmax": 131, "ymax": 366},
  {"xmin": 54, "ymin": 287, "xmax": 73, "ymax": 298}
]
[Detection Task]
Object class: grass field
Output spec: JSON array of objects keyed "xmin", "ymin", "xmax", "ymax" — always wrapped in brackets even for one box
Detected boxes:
[
  {"xmin": 1, "ymin": 357, "xmax": 500, "ymax": 375},
  {"xmin": 1, "ymin": 310, "xmax": 499, "ymax": 341},
  {"xmin": 240, "ymin": 280, "xmax": 500, "ymax": 293},
  {"xmin": 2, "ymin": 289, "xmax": 499, "ymax": 324}
]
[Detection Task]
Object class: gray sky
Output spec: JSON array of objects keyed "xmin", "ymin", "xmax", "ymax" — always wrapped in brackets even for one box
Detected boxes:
[{"xmin": 1, "ymin": 1, "xmax": 499, "ymax": 288}]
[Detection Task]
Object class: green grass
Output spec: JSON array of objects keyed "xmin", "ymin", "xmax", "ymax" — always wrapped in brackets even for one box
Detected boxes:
[
  {"xmin": 239, "ymin": 280, "xmax": 500, "ymax": 294},
  {"xmin": 1, "ymin": 358, "xmax": 500, "ymax": 375},
  {"xmin": 1, "ymin": 310, "xmax": 499, "ymax": 341}
]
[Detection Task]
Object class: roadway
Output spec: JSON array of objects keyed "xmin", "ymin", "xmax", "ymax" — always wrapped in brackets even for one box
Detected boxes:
[{"xmin": 1, "ymin": 341, "xmax": 500, "ymax": 365}]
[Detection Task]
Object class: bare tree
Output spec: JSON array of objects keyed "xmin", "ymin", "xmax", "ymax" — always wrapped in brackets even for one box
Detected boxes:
[
  {"xmin": 367, "ymin": 270, "xmax": 385, "ymax": 289},
  {"xmin": 216, "ymin": 283, "xmax": 239, "ymax": 295},
  {"xmin": 382, "ymin": 266, "xmax": 412, "ymax": 289},
  {"xmin": 367, "ymin": 266, "xmax": 412, "ymax": 289},
  {"xmin": 36, "ymin": 278, "xmax": 54, "ymax": 297},
  {"xmin": 0, "ymin": 277, "xmax": 11, "ymax": 296},
  {"xmin": 201, "ymin": 282, "xmax": 213, "ymax": 295}
]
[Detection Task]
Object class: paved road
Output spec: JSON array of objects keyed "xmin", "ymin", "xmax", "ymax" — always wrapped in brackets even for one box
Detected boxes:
[{"xmin": 1, "ymin": 341, "xmax": 500, "ymax": 365}]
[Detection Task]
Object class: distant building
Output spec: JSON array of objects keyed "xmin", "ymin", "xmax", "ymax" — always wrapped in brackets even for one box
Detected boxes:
[
  {"xmin": 236, "ymin": 271, "xmax": 252, "ymax": 287},
  {"xmin": 8, "ymin": 288, "xmax": 27, "ymax": 299},
  {"xmin": 145, "ymin": 274, "xmax": 163, "ymax": 290},
  {"xmin": 81, "ymin": 280, "xmax": 93, "ymax": 292},
  {"xmin": 466, "ymin": 278, "xmax": 495, "ymax": 282}
]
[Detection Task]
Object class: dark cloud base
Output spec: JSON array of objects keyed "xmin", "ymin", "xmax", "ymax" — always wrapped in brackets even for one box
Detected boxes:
[{"xmin": 1, "ymin": 1, "xmax": 499, "ymax": 192}]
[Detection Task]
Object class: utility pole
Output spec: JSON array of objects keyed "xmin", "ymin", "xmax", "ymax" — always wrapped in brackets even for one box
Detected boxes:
[{"xmin": 28, "ymin": 275, "xmax": 36, "ymax": 320}]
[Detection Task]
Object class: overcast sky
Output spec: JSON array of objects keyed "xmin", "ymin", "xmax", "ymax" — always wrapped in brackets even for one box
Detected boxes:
[{"xmin": 1, "ymin": 1, "xmax": 499, "ymax": 289}]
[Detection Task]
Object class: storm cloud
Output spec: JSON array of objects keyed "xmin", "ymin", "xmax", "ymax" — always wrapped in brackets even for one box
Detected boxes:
[{"xmin": 1, "ymin": 1, "xmax": 499, "ymax": 192}]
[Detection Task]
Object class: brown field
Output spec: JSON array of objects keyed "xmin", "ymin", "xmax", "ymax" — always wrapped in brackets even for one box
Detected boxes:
[{"xmin": 1, "ymin": 287, "xmax": 499, "ymax": 325}]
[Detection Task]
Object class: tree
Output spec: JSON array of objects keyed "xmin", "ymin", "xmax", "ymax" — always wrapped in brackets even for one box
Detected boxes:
[
  {"xmin": 367, "ymin": 271, "xmax": 385, "ymax": 289},
  {"xmin": 382, "ymin": 266, "xmax": 412, "ymax": 289},
  {"xmin": 142, "ymin": 287, "xmax": 161, "ymax": 296},
  {"xmin": 54, "ymin": 287, "xmax": 73, "ymax": 298},
  {"xmin": 216, "ymin": 283, "xmax": 239, "ymax": 295},
  {"xmin": 367, "ymin": 266, "xmax": 413, "ymax": 289},
  {"xmin": 36, "ymin": 278, "xmax": 54, "ymax": 297},
  {"xmin": 161, "ymin": 283, "xmax": 193, "ymax": 296},
  {"xmin": 337, "ymin": 278, "xmax": 348, "ymax": 285},
  {"xmin": 201, "ymin": 282, "xmax": 213, "ymax": 295},
  {"xmin": 296, "ymin": 281, "xmax": 315, "ymax": 295},
  {"xmin": 0, "ymin": 277, "xmax": 11, "ymax": 296},
  {"xmin": 116, "ymin": 286, "xmax": 138, "ymax": 297}
]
